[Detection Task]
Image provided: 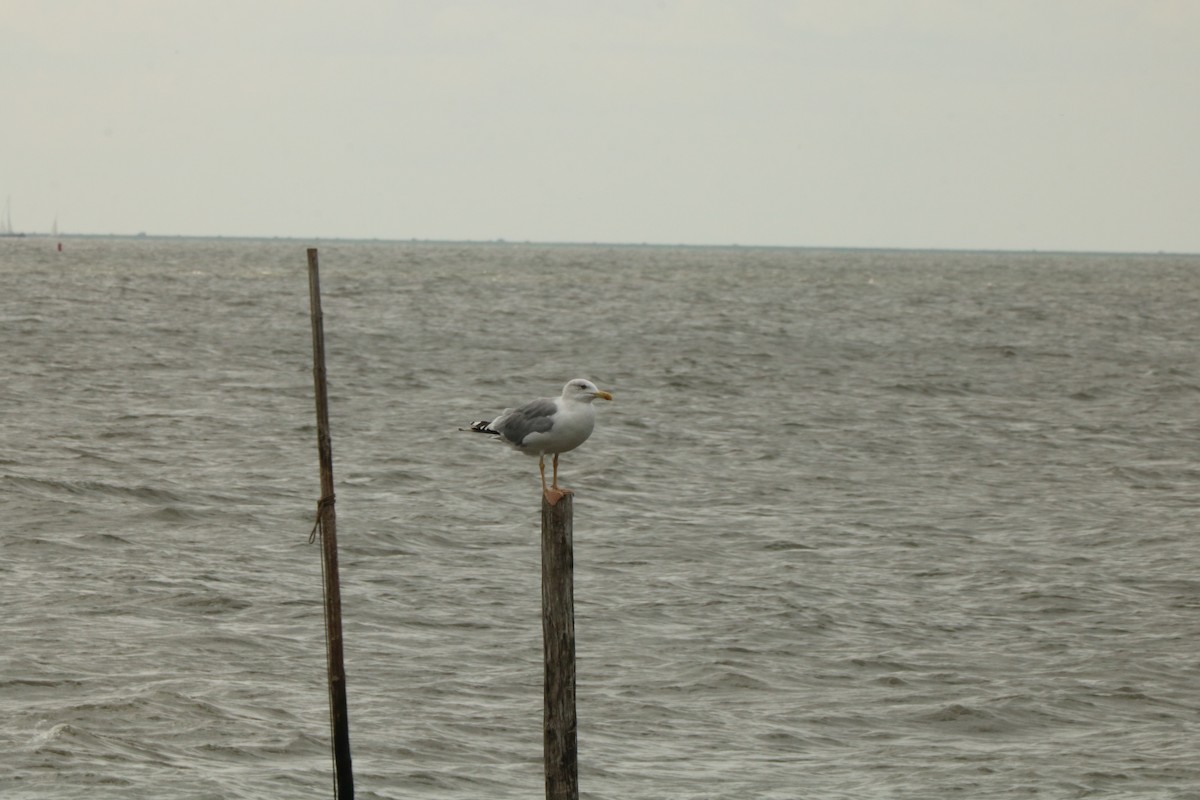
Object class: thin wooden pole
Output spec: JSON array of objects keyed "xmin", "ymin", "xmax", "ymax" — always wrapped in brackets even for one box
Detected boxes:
[
  {"xmin": 307, "ymin": 248, "xmax": 354, "ymax": 800},
  {"xmin": 541, "ymin": 492, "xmax": 579, "ymax": 800}
]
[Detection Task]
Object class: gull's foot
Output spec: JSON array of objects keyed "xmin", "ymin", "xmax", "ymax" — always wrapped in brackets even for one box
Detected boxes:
[{"xmin": 543, "ymin": 486, "xmax": 573, "ymax": 506}]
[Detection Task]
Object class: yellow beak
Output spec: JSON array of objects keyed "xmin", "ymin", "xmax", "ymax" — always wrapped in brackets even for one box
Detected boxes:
[{"xmin": 595, "ymin": 390, "xmax": 614, "ymax": 401}]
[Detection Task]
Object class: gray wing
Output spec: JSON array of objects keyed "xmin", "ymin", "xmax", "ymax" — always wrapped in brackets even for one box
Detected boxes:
[{"xmin": 490, "ymin": 398, "xmax": 558, "ymax": 447}]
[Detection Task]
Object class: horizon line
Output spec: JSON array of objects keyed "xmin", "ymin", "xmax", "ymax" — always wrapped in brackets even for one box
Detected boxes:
[{"xmin": 4, "ymin": 230, "xmax": 1197, "ymax": 258}]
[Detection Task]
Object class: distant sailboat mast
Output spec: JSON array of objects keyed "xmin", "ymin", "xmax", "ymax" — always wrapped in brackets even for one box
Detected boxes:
[{"xmin": 1, "ymin": 195, "xmax": 27, "ymax": 237}]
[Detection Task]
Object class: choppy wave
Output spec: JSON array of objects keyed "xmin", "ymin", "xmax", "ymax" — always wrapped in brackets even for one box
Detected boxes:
[{"xmin": 2, "ymin": 238, "xmax": 1199, "ymax": 798}]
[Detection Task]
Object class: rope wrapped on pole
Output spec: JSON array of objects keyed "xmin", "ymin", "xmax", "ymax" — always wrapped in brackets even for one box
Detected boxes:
[{"xmin": 307, "ymin": 247, "xmax": 354, "ymax": 799}]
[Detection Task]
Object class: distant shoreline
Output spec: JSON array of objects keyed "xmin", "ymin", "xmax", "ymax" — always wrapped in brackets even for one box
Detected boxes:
[{"xmin": 3, "ymin": 232, "xmax": 1195, "ymax": 258}]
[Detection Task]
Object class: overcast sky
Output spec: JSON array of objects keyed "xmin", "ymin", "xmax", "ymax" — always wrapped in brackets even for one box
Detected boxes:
[{"xmin": 3, "ymin": 1, "xmax": 1197, "ymax": 251}]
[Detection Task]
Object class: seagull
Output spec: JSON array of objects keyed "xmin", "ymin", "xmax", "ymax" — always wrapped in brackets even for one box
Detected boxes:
[{"xmin": 464, "ymin": 378, "xmax": 614, "ymax": 500}]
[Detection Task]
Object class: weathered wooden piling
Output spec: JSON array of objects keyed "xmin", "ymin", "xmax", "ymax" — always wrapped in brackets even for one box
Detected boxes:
[
  {"xmin": 541, "ymin": 491, "xmax": 579, "ymax": 800},
  {"xmin": 307, "ymin": 247, "xmax": 355, "ymax": 799}
]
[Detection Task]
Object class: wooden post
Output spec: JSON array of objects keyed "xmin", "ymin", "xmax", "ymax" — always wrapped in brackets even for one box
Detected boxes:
[
  {"xmin": 541, "ymin": 492, "xmax": 579, "ymax": 800},
  {"xmin": 307, "ymin": 248, "xmax": 355, "ymax": 800}
]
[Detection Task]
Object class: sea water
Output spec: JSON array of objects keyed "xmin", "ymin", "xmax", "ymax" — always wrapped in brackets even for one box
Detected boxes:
[{"xmin": 2, "ymin": 237, "xmax": 1198, "ymax": 798}]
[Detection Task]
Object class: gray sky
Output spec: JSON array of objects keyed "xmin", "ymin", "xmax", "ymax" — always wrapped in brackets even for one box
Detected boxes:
[{"xmin": 3, "ymin": 0, "xmax": 1198, "ymax": 251}]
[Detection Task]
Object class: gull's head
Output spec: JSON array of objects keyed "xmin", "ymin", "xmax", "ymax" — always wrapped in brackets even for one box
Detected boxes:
[{"xmin": 562, "ymin": 378, "xmax": 614, "ymax": 403}]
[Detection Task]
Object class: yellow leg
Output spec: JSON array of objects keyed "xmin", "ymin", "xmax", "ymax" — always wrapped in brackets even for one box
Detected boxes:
[
  {"xmin": 552, "ymin": 453, "xmax": 560, "ymax": 489},
  {"xmin": 538, "ymin": 455, "xmax": 548, "ymax": 493}
]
